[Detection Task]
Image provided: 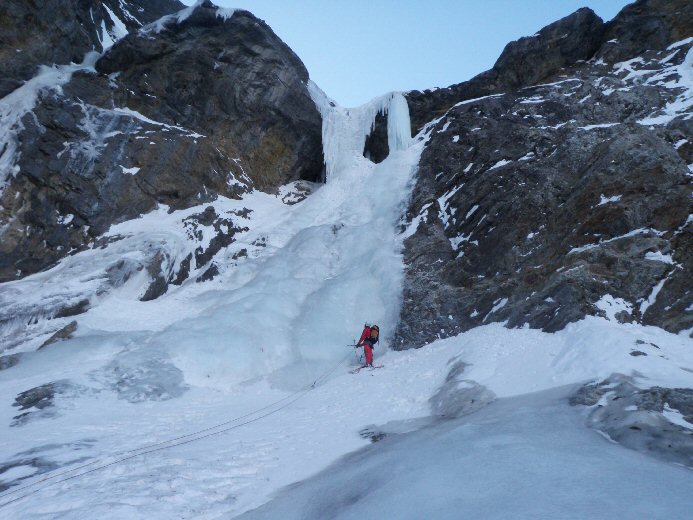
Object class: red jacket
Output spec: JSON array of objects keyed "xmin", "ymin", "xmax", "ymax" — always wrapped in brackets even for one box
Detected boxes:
[{"xmin": 358, "ymin": 327, "xmax": 377, "ymax": 347}]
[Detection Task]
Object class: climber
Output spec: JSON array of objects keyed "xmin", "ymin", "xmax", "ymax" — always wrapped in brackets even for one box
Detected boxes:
[{"xmin": 355, "ymin": 323, "xmax": 379, "ymax": 367}]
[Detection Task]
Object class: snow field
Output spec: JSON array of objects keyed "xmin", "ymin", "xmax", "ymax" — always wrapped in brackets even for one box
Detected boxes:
[
  {"xmin": 239, "ymin": 384, "xmax": 693, "ymax": 520},
  {"xmin": 2, "ymin": 315, "xmax": 692, "ymax": 518}
]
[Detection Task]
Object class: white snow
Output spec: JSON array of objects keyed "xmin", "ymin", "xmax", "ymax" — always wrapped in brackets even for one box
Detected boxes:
[
  {"xmin": 100, "ymin": 5, "xmax": 129, "ymax": 51},
  {"xmin": 640, "ymin": 275, "xmax": 670, "ymax": 315},
  {"xmin": 578, "ymin": 123, "xmax": 620, "ymax": 130},
  {"xmin": 568, "ymin": 228, "xmax": 664, "ymax": 255},
  {"xmin": 120, "ymin": 166, "xmax": 140, "ymax": 175},
  {"xmin": 519, "ymin": 96, "xmax": 544, "ymax": 104},
  {"xmin": 215, "ymin": 8, "xmax": 237, "ymax": 21},
  {"xmin": 436, "ymin": 184, "xmax": 463, "ymax": 229},
  {"xmin": 112, "ymin": 107, "xmax": 204, "ymax": 138},
  {"xmin": 667, "ymin": 37, "xmax": 693, "ymax": 51},
  {"xmin": 56, "ymin": 214, "xmax": 74, "ymax": 225},
  {"xmin": 645, "ymin": 251, "xmax": 675, "ymax": 265},
  {"xmin": 142, "ymin": 0, "xmax": 200, "ymax": 33},
  {"xmin": 638, "ymin": 46, "xmax": 693, "ymax": 126},
  {"xmin": 239, "ymin": 384, "xmax": 693, "ymax": 520},
  {"xmin": 3, "ymin": 312, "xmax": 693, "ymax": 519},
  {"xmin": 483, "ymin": 298, "xmax": 508, "ymax": 322},
  {"xmin": 0, "ymin": 465, "xmax": 37, "ymax": 484},
  {"xmin": 401, "ymin": 203, "xmax": 431, "ymax": 240},
  {"xmin": 662, "ymin": 403, "xmax": 693, "ymax": 429},
  {"xmin": 488, "ymin": 159, "xmax": 511, "ymax": 170},
  {"xmin": 597, "ymin": 194, "xmax": 622, "ymax": 206},
  {"xmin": 453, "ymin": 93, "xmax": 504, "ymax": 108},
  {"xmin": 595, "ymin": 294, "xmax": 632, "ymax": 321},
  {"xmin": 117, "ymin": 0, "xmax": 142, "ymax": 25}
]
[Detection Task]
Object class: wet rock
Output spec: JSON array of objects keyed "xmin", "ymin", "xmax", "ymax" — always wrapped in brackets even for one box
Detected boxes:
[
  {"xmin": 141, "ymin": 252, "xmax": 169, "ymax": 301},
  {"xmin": 39, "ymin": 320, "xmax": 78, "ymax": 349},
  {"xmin": 197, "ymin": 263, "xmax": 220, "ymax": 283},
  {"xmin": 363, "ymin": 111, "xmax": 389, "ymax": 163},
  {"xmin": 571, "ymin": 375, "xmax": 693, "ymax": 467},
  {"xmin": 0, "ymin": 354, "xmax": 21, "ymax": 371},
  {"xmin": 11, "ymin": 380, "xmax": 71, "ymax": 426},
  {"xmin": 429, "ymin": 361, "xmax": 496, "ymax": 418},
  {"xmin": 54, "ymin": 299, "xmax": 90, "ymax": 319},
  {"xmin": 359, "ymin": 429, "xmax": 387, "ymax": 443}
]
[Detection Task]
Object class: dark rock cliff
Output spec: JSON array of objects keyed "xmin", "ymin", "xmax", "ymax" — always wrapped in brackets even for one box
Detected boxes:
[
  {"xmin": 393, "ymin": 0, "xmax": 693, "ymax": 348},
  {"xmin": 0, "ymin": 1, "xmax": 323, "ymax": 284},
  {"xmin": 0, "ymin": 0, "xmax": 184, "ymax": 99}
]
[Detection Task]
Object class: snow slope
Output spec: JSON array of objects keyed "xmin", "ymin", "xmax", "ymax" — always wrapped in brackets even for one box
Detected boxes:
[
  {"xmin": 239, "ymin": 386, "xmax": 693, "ymax": 520},
  {"xmin": 1, "ymin": 318, "xmax": 692, "ymax": 518}
]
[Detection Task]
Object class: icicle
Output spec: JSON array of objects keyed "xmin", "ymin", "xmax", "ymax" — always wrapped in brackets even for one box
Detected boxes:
[
  {"xmin": 307, "ymin": 82, "xmax": 412, "ymax": 181},
  {"xmin": 386, "ymin": 92, "xmax": 411, "ymax": 152}
]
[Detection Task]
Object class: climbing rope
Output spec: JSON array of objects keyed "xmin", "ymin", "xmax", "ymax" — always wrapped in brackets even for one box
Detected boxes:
[{"xmin": 0, "ymin": 350, "xmax": 354, "ymax": 509}]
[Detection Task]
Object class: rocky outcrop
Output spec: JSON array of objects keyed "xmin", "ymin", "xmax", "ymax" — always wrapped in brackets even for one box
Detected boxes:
[
  {"xmin": 571, "ymin": 374, "xmax": 693, "ymax": 467},
  {"xmin": 38, "ymin": 320, "xmax": 78, "ymax": 349},
  {"xmin": 0, "ymin": 0, "xmax": 183, "ymax": 99},
  {"xmin": 0, "ymin": 1, "xmax": 324, "ymax": 284},
  {"xmin": 429, "ymin": 361, "xmax": 496, "ymax": 419},
  {"xmin": 600, "ymin": 0, "xmax": 693, "ymax": 63},
  {"xmin": 394, "ymin": 1, "xmax": 693, "ymax": 348},
  {"xmin": 11, "ymin": 380, "xmax": 69, "ymax": 426}
]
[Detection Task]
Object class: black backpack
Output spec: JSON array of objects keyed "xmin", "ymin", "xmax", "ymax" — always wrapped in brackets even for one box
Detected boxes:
[{"xmin": 368, "ymin": 325, "xmax": 379, "ymax": 346}]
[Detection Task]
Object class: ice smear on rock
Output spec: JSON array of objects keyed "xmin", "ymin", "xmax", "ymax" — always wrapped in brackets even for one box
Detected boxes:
[{"xmin": 0, "ymin": 53, "xmax": 99, "ymax": 192}]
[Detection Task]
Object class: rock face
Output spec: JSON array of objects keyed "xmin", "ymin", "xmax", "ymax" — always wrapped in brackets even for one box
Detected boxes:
[
  {"xmin": 0, "ymin": 0, "xmax": 184, "ymax": 99},
  {"xmin": 0, "ymin": 1, "xmax": 324, "ymax": 284},
  {"xmin": 571, "ymin": 374, "xmax": 693, "ymax": 467},
  {"xmin": 393, "ymin": 0, "xmax": 693, "ymax": 348}
]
